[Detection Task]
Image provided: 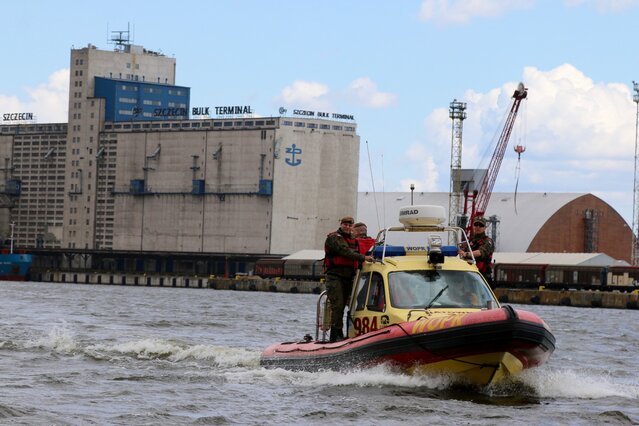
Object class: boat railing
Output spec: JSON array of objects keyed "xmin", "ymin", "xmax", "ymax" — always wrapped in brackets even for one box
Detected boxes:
[
  {"xmin": 373, "ymin": 224, "xmax": 475, "ymax": 265},
  {"xmin": 315, "ymin": 290, "xmax": 331, "ymax": 341}
]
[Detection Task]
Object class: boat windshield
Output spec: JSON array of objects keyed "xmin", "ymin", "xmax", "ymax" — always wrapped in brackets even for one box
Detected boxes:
[{"xmin": 388, "ymin": 270, "xmax": 496, "ymax": 309}]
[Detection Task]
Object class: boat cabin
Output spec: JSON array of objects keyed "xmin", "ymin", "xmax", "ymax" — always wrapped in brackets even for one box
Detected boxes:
[{"xmin": 342, "ymin": 205, "xmax": 500, "ymax": 339}]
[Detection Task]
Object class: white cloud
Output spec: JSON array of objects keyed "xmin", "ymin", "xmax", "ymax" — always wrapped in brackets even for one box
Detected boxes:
[
  {"xmin": 275, "ymin": 80, "xmax": 331, "ymax": 110},
  {"xmin": 420, "ymin": 63, "xmax": 636, "ymax": 221},
  {"xmin": 419, "ymin": 0, "xmax": 534, "ymax": 25},
  {"xmin": 398, "ymin": 143, "xmax": 439, "ymax": 192},
  {"xmin": 346, "ymin": 77, "xmax": 398, "ymax": 108},
  {"xmin": 277, "ymin": 77, "xmax": 397, "ymax": 111},
  {"xmin": 0, "ymin": 69, "xmax": 69, "ymax": 124}
]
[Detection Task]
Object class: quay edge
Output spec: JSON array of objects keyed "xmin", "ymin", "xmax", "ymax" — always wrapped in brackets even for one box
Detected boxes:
[{"xmin": 27, "ymin": 272, "xmax": 639, "ymax": 309}]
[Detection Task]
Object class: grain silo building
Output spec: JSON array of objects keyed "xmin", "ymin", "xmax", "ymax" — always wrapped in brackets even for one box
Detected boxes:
[{"xmin": 0, "ymin": 41, "xmax": 359, "ymax": 261}]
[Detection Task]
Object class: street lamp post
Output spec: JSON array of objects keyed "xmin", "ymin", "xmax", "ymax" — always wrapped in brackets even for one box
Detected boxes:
[
  {"xmin": 410, "ymin": 184, "xmax": 415, "ymax": 205},
  {"xmin": 632, "ymin": 81, "xmax": 639, "ymax": 265}
]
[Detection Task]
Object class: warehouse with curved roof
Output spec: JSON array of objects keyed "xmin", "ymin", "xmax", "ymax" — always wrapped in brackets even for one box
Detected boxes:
[{"xmin": 357, "ymin": 191, "xmax": 632, "ymax": 263}]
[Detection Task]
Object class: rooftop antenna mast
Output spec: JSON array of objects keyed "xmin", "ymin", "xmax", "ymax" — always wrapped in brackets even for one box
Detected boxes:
[
  {"xmin": 109, "ymin": 22, "xmax": 133, "ymax": 52},
  {"xmin": 631, "ymin": 81, "xmax": 639, "ymax": 265}
]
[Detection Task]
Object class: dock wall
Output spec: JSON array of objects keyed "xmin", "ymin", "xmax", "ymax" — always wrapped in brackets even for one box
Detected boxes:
[{"xmin": 31, "ymin": 272, "xmax": 638, "ymax": 309}]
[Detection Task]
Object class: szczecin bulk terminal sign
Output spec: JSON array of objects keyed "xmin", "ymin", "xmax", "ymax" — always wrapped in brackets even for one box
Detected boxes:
[{"xmin": 278, "ymin": 107, "xmax": 354, "ymax": 121}]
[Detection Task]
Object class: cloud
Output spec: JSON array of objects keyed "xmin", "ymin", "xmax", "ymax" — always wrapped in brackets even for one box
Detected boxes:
[
  {"xmin": 275, "ymin": 80, "xmax": 331, "ymax": 110},
  {"xmin": 419, "ymin": 0, "xmax": 534, "ymax": 25},
  {"xmin": 346, "ymin": 77, "xmax": 398, "ymax": 108},
  {"xmin": 0, "ymin": 69, "xmax": 69, "ymax": 124},
  {"xmin": 398, "ymin": 143, "xmax": 439, "ymax": 192},
  {"xmin": 420, "ymin": 63, "xmax": 637, "ymax": 208},
  {"xmin": 277, "ymin": 77, "xmax": 397, "ymax": 111}
]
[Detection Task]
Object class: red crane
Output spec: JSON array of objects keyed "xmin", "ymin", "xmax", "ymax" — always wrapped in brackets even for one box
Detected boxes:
[{"xmin": 465, "ymin": 82, "xmax": 528, "ymax": 236}]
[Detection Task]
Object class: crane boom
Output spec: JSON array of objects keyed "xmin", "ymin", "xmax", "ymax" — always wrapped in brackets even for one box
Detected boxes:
[{"xmin": 467, "ymin": 82, "xmax": 527, "ymax": 235}]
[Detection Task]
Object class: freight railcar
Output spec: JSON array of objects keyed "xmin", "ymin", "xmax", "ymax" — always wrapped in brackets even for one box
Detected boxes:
[
  {"xmin": 283, "ymin": 259, "xmax": 324, "ymax": 280},
  {"xmin": 493, "ymin": 263, "xmax": 547, "ymax": 288},
  {"xmin": 254, "ymin": 259, "xmax": 285, "ymax": 279},
  {"xmin": 254, "ymin": 258, "xmax": 324, "ymax": 280},
  {"xmin": 544, "ymin": 265, "xmax": 607, "ymax": 290},
  {"xmin": 494, "ymin": 262, "xmax": 639, "ymax": 292},
  {"xmin": 607, "ymin": 266, "xmax": 639, "ymax": 291}
]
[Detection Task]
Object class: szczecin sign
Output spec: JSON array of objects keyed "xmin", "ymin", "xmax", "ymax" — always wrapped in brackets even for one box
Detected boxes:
[{"xmin": 2, "ymin": 112, "xmax": 35, "ymax": 121}]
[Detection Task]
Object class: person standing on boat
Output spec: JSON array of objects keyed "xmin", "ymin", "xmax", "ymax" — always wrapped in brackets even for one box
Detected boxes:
[
  {"xmin": 353, "ymin": 222, "xmax": 376, "ymax": 255},
  {"xmin": 459, "ymin": 216, "xmax": 495, "ymax": 287},
  {"xmin": 324, "ymin": 216, "xmax": 373, "ymax": 342}
]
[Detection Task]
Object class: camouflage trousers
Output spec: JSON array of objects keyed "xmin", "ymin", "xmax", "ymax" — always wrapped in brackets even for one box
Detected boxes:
[{"xmin": 324, "ymin": 273, "xmax": 354, "ymax": 331}]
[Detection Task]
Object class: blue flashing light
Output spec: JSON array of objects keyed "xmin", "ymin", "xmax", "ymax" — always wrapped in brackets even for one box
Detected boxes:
[
  {"xmin": 373, "ymin": 245, "xmax": 406, "ymax": 258},
  {"xmin": 441, "ymin": 245, "xmax": 458, "ymax": 256}
]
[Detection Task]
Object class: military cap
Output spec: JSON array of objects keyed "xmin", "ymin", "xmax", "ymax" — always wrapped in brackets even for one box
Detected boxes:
[
  {"xmin": 473, "ymin": 216, "xmax": 487, "ymax": 226},
  {"xmin": 353, "ymin": 222, "xmax": 366, "ymax": 228},
  {"xmin": 340, "ymin": 216, "xmax": 355, "ymax": 224}
]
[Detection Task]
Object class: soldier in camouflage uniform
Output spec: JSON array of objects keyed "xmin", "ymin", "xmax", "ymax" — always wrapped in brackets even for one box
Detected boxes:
[
  {"xmin": 459, "ymin": 216, "xmax": 495, "ymax": 287},
  {"xmin": 324, "ymin": 216, "xmax": 373, "ymax": 342}
]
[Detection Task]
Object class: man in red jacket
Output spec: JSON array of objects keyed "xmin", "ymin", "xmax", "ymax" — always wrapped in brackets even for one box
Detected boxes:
[{"xmin": 353, "ymin": 222, "xmax": 376, "ymax": 255}]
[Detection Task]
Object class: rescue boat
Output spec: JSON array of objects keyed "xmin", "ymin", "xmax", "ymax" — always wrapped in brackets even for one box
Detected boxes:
[{"xmin": 260, "ymin": 206, "xmax": 555, "ymax": 386}]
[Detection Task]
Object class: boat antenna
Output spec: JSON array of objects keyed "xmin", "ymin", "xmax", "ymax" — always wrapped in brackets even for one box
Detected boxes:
[
  {"xmin": 380, "ymin": 153, "xmax": 386, "ymax": 230},
  {"xmin": 366, "ymin": 140, "xmax": 381, "ymax": 231}
]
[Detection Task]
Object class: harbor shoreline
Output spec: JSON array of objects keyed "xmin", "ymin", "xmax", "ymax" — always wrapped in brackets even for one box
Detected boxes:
[{"xmin": 27, "ymin": 271, "xmax": 639, "ymax": 310}]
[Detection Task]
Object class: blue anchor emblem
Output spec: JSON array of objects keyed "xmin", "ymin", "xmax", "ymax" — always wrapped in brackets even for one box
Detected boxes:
[{"xmin": 285, "ymin": 144, "xmax": 302, "ymax": 166}]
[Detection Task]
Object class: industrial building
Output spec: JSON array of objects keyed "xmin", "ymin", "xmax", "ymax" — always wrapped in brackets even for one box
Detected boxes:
[
  {"xmin": 0, "ymin": 40, "xmax": 360, "ymax": 270},
  {"xmin": 357, "ymin": 191, "xmax": 632, "ymax": 264}
]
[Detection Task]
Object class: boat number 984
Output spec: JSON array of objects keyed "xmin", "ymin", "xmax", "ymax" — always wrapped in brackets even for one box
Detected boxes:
[{"xmin": 353, "ymin": 317, "xmax": 378, "ymax": 335}]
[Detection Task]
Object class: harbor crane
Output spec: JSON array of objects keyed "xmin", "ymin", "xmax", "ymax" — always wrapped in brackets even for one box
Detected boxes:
[{"xmin": 463, "ymin": 82, "xmax": 528, "ymax": 237}]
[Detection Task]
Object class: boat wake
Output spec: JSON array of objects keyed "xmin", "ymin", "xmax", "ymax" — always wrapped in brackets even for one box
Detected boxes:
[
  {"xmin": 11, "ymin": 325, "xmax": 639, "ymax": 403},
  {"xmin": 15, "ymin": 324, "xmax": 260, "ymax": 367}
]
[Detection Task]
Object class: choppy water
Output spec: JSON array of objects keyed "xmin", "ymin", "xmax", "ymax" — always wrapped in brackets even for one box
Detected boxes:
[{"xmin": 1, "ymin": 281, "xmax": 638, "ymax": 425}]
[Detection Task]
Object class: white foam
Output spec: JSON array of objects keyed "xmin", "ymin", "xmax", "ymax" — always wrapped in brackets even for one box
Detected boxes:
[
  {"xmin": 25, "ymin": 323, "xmax": 79, "ymax": 353},
  {"xmin": 252, "ymin": 364, "xmax": 454, "ymax": 389},
  {"xmin": 517, "ymin": 368, "xmax": 639, "ymax": 399},
  {"xmin": 90, "ymin": 338, "xmax": 261, "ymax": 367}
]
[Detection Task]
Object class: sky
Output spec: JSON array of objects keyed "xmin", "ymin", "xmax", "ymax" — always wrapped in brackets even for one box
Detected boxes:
[{"xmin": 2, "ymin": 0, "xmax": 639, "ymax": 227}]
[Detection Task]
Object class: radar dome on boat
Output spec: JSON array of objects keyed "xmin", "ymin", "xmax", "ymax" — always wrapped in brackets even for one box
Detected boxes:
[{"xmin": 398, "ymin": 205, "xmax": 446, "ymax": 227}]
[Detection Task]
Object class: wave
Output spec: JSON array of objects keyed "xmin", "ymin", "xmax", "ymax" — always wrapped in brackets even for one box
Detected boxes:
[
  {"xmin": 23, "ymin": 323, "xmax": 80, "ymax": 353},
  {"xmin": 14, "ymin": 325, "xmax": 639, "ymax": 402},
  {"xmin": 15, "ymin": 323, "xmax": 260, "ymax": 368},
  {"xmin": 89, "ymin": 339, "xmax": 260, "ymax": 367},
  {"xmin": 250, "ymin": 363, "xmax": 639, "ymax": 402}
]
